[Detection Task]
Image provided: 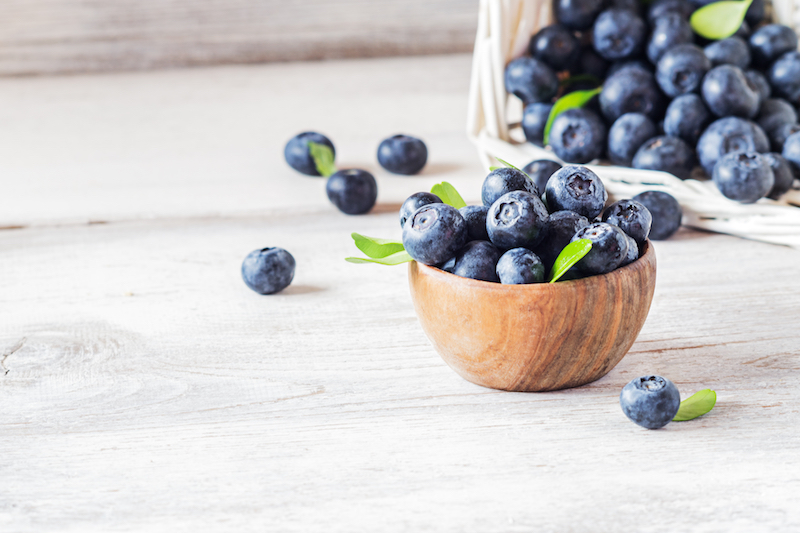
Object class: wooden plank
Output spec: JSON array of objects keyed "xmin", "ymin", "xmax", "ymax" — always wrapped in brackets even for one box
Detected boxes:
[{"xmin": 0, "ymin": 0, "xmax": 478, "ymax": 76}]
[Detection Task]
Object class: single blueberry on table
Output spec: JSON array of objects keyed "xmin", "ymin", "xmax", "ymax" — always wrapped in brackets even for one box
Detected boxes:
[
  {"xmin": 377, "ymin": 135, "xmax": 428, "ymax": 175},
  {"xmin": 592, "ymin": 9, "xmax": 647, "ymax": 62},
  {"xmin": 602, "ymin": 199, "xmax": 653, "ymax": 246},
  {"xmin": 756, "ymin": 99, "xmax": 798, "ymax": 136},
  {"xmin": 459, "ymin": 205, "xmax": 491, "ymax": 241},
  {"xmin": 647, "ymin": 0, "xmax": 694, "ymax": 24},
  {"xmin": 664, "ymin": 94, "xmax": 711, "ymax": 146},
  {"xmin": 325, "ymin": 169, "xmax": 378, "ymax": 215},
  {"xmin": 750, "ymin": 24, "xmax": 798, "ymax": 68},
  {"xmin": 656, "ymin": 44, "xmax": 711, "ymax": 98},
  {"xmin": 284, "ymin": 132, "xmax": 335, "ymax": 176},
  {"xmin": 712, "ymin": 151, "xmax": 775, "ymax": 204},
  {"xmin": 522, "ymin": 159, "xmax": 562, "ymax": 196},
  {"xmin": 701, "ymin": 65, "xmax": 760, "ymax": 119},
  {"xmin": 571, "ymin": 222, "xmax": 629, "ymax": 275},
  {"xmin": 496, "ymin": 248, "xmax": 546, "ymax": 284},
  {"xmin": 529, "ymin": 24, "xmax": 580, "ymax": 71},
  {"xmin": 241, "ymin": 247, "xmax": 296, "ymax": 295},
  {"xmin": 402, "ymin": 203, "xmax": 468, "ymax": 266},
  {"xmin": 769, "ymin": 51, "xmax": 800, "ymax": 106},
  {"xmin": 704, "ymin": 37, "xmax": 750, "ymax": 69},
  {"xmin": 745, "ymin": 70, "xmax": 771, "ymax": 104},
  {"xmin": 548, "ymin": 107, "xmax": 607, "ymax": 164},
  {"xmin": 770, "ymin": 122, "xmax": 800, "ymax": 152},
  {"xmin": 554, "ymin": 0, "xmax": 605, "ymax": 31},
  {"xmin": 522, "ymin": 102, "xmax": 553, "ymax": 146},
  {"xmin": 486, "ymin": 191, "xmax": 550, "ymax": 250},
  {"xmin": 481, "ymin": 167, "xmax": 538, "ymax": 206},
  {"xmin": 544, "ymin": 165, "xmax": 608, "ymax": 219},
  {"xmin": 632, "ymin": 136, "xmax": 696, "ymax": 180},
  {"xmin": 620, "ymin": 375, "xmax": 681, "ymax": 430},
  {"xmin": 762, "ymin": 153, "xmax": 795, "ymax": 200},
  {"xmin": 607, "ymin": 113, "xmax": 657, "ymax": 166},
  {"xmin": 633, "ymin": 191, "xmax": 682, "ymax": 240},
  {"xmin": 647, "ymin": 14, "xmax": 694, "ymax": 64},
  {"xmin": 399, "ymin": 192, "xmax": 442, "ymax": 228},
  {"xmin": 696, "ymin": 117, "xmax": 769, "ymax": 175},
  {"xmin": 600, "ymin": 67, "xmax": 666, "ymax": 123},
  {"xmin": 504, "ymin": 57, "xmax": 559, "ymax": 104},
  {"xmin": 532, "ymin": 210, "xmax": 590, "ymax": 270},
  {"xmin": 451, "ymin": 241, "xmax": 501, "ymax": 283}
]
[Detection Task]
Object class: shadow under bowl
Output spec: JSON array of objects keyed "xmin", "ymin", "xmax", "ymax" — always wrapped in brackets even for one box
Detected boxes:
[{"xmin": 408, "ymin": 241, "xmax": 657, "ymax": 392}]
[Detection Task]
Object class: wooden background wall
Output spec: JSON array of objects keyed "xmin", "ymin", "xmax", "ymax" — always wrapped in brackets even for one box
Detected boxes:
[{"xmin": 0, "ymin": 0, "xmax": 479, "ymax": 76}]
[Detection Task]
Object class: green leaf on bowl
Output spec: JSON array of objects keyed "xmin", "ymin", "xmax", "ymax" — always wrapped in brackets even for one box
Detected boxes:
[
  {"xmin": 548, "ymin": 238, "xmax": 592, "ymax": 283},
  {"xmin": 673, "ymin": 389, "xmax": 717, "ymax": 421},
  {"xmin": 308, "ymin": 141, "xmax": 337, "ymax": 177},
  {"xmin": 346, "ymin": 250, "xmax": 413, "ymax": 265},
  {"xmin": 431, "ymin": 182, "xmax": 467, "ymax": 209},
  {"xmin": 543, "ymin": 87, "xmax": 603, "ymax": 146},
  {"xmin": 351, "ymin": 233, "xmax": 405, "ymax": 259},
  {"xmin": 690, "ymin": 0, "xmax": 752, "ymax": 40}
]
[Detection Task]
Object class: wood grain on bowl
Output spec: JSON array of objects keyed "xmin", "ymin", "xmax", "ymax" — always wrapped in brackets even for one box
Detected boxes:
[{"xmin": 408, "ymin": 242, "xmax": 657, "ymax": 392}]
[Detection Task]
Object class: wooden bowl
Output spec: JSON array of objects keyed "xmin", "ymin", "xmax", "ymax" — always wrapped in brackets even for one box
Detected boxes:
[{"xmin": 408, "ymin": 241, "xmax": 657, "ymax": 392}]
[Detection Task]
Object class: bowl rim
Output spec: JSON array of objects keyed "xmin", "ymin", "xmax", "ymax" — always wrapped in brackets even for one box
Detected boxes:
[{"xmin": 412, "ymin": 239, "xmax": 654, "ymax": 292}]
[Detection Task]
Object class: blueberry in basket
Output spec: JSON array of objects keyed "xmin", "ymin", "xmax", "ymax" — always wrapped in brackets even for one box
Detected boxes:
[
  {"xmin": 522, "ymin": 159, "xmax": 562, "ymax": 194},
  {"xmin": 632, "ymin": 136, "xmax": 696, "ymax": 180},
  {"xmin": 712, "ymin": 151, "xmax": 775, "ymax": 203},
  {"xmin": 548, "ymin": 107, "xmax": 607, "ymax": 164},
  {"xmin": 377, "ymin": 134, "xmax": 428, "ymax": 175},
  {"xmin": 607, "ymin": 113, "xmax": 657, "ymax": 166}
]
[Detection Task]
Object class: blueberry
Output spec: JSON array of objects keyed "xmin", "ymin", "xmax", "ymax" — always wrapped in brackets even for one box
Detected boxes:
[
  {"xmin": 769, "ymin": 52, "xmax": 800, "ymax": 106},
  {"xmin": 664, "ymin": 94, "xmax": 712, "ymax": 146},
  {"xmin": 762, "ymin": 153, "xmax": 795, "ymax": 200},
  {"xmin": 701, "ymin": 65, "xmax": 760, "ymax": 118},
  {"xmin": 544, "ymin": 165, "xmax": 608, "ymax": 219},
  {"xmin": 529, "ymin": 24, "xmax": 580, "ymax": 71},
  {"xmin": 712, "ymin": 151, "xmax": 775, "ymax": 203},
  {"xmin": 451, "ymin": 241, "xmax": 501, "ymax": 282},
  {"xmin": 522, "ymin": 159, "xmax": 562, "ymax": 195},
  {"xmin": 284, "ymin": 132, "xmax": 335, "ymax": 176},
  {"xmin": 402, "ymin": 203, "xmax": 468, "ymax": 266},
  {"xmin": 592, "ymin": 9, "xmax": 647, "ymax": 62},
  {"xmin": 750, "ymin": 24, "xmax": 798, "ymax": 67},
  {"xmin": 621, "ymin": 233, "xmax": 640, "ymax": 266},
  {"xmin": 609, "ymin": 0, "xmax": 644, "ymax": 16},
  {"xmin": 745, "ymin": 70, "xmax": 771, "ymax": 104},
  {"xmin": 632, "ymin": 136, "xmax": 696, "ymax": 180},
  {"xmin": 744, "ymin": 0, "xmax": 765, "ymax": 27},
  {"xmin": 496, "ymin": 248, "xmax": 547, "ymax": 284},
  {"xmin": 482, "ymin": 167, "xmax": 538, "ymax": 206},
  {"xmin": 486, "ymin": 191, "xmax": 550, "ymax": 250},
  {"xmin": 781, "ymin": 131, "xmax": 800, "ymax": 178},
  {"xmin": 325, "ymin": 169, "xmax": 378, "ymax": 215},
  {"xmin": 377, "ymin": 135, "xmax": 427, "ymax": 175},
  {"xmin": 704, "ymin": 37, "xmax": 750, "ymax": 69},
  {"xmin": 733, "ymin": 20, "xmax": 751, "ymax": 40},
  {"xmin": 532, "ymin": 210, "xmax": 590, "ymax": 270},
  {"xmin": 620, "ymin": 375, "xmax": 681, "ymax": 429},
  {"xmin": 504, "ymin": 57, "xmax": 559, "ymax": 104},
  {"xmin": 607, "ymin": 113, "xmax": 658, "ymax": 166},
  {"xmin": 241, "ymin": 247, "xmax": 296, "ymax": 295},
  {"xmin": 578, "ymin": 46, "xmax": 610, "ymax": 80},
  {"xmin": 522, "ymin": 102, "xmax": 553, "ymax": 146},
  {"xmin": 400, "ymin": 192, "xmax": 442, "ymax": 227},
  {"xmin": 606, "ymin": 60, "xmax": 654, "ymax": 78},
  {"xmin": 548, "ymin": 107, "xmax": 608, "ymax": 164},
  {"xmin": 656, "ymin": 44, "xmax": 711, "ymax": 98},
  {"xmin": 571, "ymin": 222, "xmax": 629, "ymax": 275},
  {"xmin": 647, "ymin": 0, "xmax": 694, "ymax": 24},
  {"xmin": 633, "ymin": 190, "xmax": 682, "ymax": 240},
  {"xmin": 554, "ymin": 0, "xmax": 605, "ymax": 31},
  {"xmin": 600, "ymin": 67, "xmax": 666, "ymax": 123},
  {"xmin": 602, "ymin": 200, "xmax": 653, "ymax": 245},
  {"xmin": 756, "ymin": 98, "xmax": 798, "ymax": 136},
  {"xmin": 459, "ymin": 205, "xmax": 491, "ymax": 241},
  {"xmin": 647, "ymin": 14, "xmax": 694, "ymax": 64},
  {"xmin": 696, "ymin": 117, "xmax": 769, "ymax": 174},
  {"xmin": 770, "ymin": 122, "xmax": 800, "ymax": 152}
]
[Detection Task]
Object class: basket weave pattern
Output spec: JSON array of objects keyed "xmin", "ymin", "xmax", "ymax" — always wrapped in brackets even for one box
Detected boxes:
[{"xmin": 467, "ymin": 0, "xmax": 800, "ymax": 247}]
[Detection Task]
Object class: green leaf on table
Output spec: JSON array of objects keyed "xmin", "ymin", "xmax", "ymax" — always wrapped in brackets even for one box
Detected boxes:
[
  {"xmin": 673, "ymin": 389, "xmax": 717, "ymax": 421},
  {"xmin": 345, "ymin": 250, "xmax": 413, "ymax": 265},
  {"xmin": 543, "ymin": 87, "xmax": 603, "ymax": 146},
  {"xmin": 690, "ymin": 0, "xmax": 753, "ymax": 40},
  {"xmin": 548, "ymin": 239, "xmax": 592, "ymax": 283},
  {"xmin": 308, "ymin": 141, "xmax": 337, "ymax": 177},
  {"xmin": 351, "ymin": 233, "xmax": 405, "ymax": 259},
  {"xmin": 430, "ymin": 182, "xmax": 467, "ymax": 209}
]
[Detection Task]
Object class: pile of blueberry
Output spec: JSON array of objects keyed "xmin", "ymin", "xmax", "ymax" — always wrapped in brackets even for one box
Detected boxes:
[
  {"xmin": 401, "ymin": 162, "xmax": 682, "ymax": 283},
  {"xmin": 511, "ymin": 0, "xmax": 799, "ymax": 204}
]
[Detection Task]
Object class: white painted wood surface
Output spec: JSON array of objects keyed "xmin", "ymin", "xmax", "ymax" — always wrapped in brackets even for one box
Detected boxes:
[{"xmin": 2, "ymin": 55, "xmax": 800, "ymax": 532}]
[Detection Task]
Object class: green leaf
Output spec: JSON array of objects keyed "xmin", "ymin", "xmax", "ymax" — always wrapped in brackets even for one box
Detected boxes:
[
  {"xmin": 673, "ymin": 389, "xmax": 717, "ymax": 421},
  {"xmin": 430, "ymin": 182, "xmax": 467, "ymax": 209},
  {"xmin": 493, "ymin": 158, "xmax": 534, "ymax": 181},
  {"xmin": 690, "ymin": 0, "xmax": 752, "ymax": 40},
  {"xmin": 548, "ymin": 239, "xmax": 592, "ymax": 283},
  {"xmin": 543, "ymin": 87, "xmax": 603, "ymax": 146},
  {"xmin": 489, "ymin": 166, "xmax": 501, "ymax": 171},
  {"xmin": 307, "ymin": 141, "xmax": 337, "ymax": 177},
  {"xmin": 351, "ymin": 233, "xmax": 405, "ymax": 259},
  {"xmin": 345, "ymin": 250, "xmax": 413, "ymax": 265}
]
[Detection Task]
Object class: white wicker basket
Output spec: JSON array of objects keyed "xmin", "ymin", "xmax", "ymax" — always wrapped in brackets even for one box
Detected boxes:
[{"xmin": 467, "ymin": 0, "xmax": 800, "ymax": 247}]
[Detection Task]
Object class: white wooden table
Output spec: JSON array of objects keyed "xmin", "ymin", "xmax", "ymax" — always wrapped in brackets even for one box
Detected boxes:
[{"xmin": 2, "ymin": 54, "xmax": 800, "ymax": 532}]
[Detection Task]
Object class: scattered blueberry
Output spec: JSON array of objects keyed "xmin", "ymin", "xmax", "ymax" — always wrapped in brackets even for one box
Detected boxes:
[
  {"xmin": 451, "ymin": 241, "xmax": 501, "ymax": 282},
  {"xmin": 529, "ymin": 24, "xmax": 580, "ymax": 71},
  {"xmin": 664, "ymin": 94, "xmax": 712, "ymax": 146},
  {"xmin": 770, "ymin": 122, "xmax": 800, "ymax": 152},
  {"xmin": 486, "ymin": 191, "xmax": 550, "ymax": 250},
  {"xmin": 284, "ymin": 132, "xmax": 335, "ymax": 176},
  {"xmin": 504, "ymin": 57, "xmax": 559, "ymax": 104},
  {"xmin": 554, "ymin": 0, "xmax": 605, "ymax": 31},
  {"xmin": 745, "ymin": 70, "xmax": 771, "ymax": 104},
  {"xmin": 702, "ymin": 65, "xmax": 760, "ymax": 118},
  {"xmin": 762, "ymin": 152, "xmax": 795, "ymax": 200},
  {"xmin": 402, "ymin": 203, "xmax": 468, "ymax": 266},
  {"xmin": 592, "ymin": 9, "xmax": 647, "ymax": 62},
  {"xmin": 326, "ymin": 169, "xmax": 378, "ymax": 215},
  {"xmin": 696, "ymin": 117, "xmax": 769, "ymax": 175},
  {"xmin": 769, "ymin": 51, "xmax": 800, "ymax": 106},
  {"xmin": 745, "ymin": 0, "xmax": 766, "ymax": 27},
  {"xmin": 620, "ymin": 375, "xmax": 681, "ymax": 429},
  {"xmin": 656, "ymin": 44, "xmax": 711, "ymax": 98},
  {"xmin": 496, "ymin": 248, "xmax": 546, "ymax": 284},
  {"xmin": 400, "ymin": 192, "xmax": 442, "ymax": 227},
  {"xmin": 607, "ymin": 113, "xmax": 658, "ymax": 166},
  {"xmin": 756, "ymin": 98, "xmax": 798, "ymax": 136},
  {"xmin": 522, "ymin": 159, "xmax": 563, "ymax": 195},
  {"xmin": 571, "ymin": 222, "xmax": 630, "ymax": 275},
  {"xmin": 712, "ymin": 151, "xmax": 775, "ymax": 203},
  {"xmin": 482, "ymin": 167, "xmax": 538, "ymax": 206},
  {"xmin": 781, "ymin": 131, "xmax": 800, "ymax": 177},
  {"xmin": 632, "ymin": 136, "xmax": 696, "ymax": 180},
  {"xmin": 545, "ymin": 165, "xmax": 608, "ymax": 219},
  {"xmin": 750, "ymin": 24, "xmax": 799, "ymax": 67},
  {"xmin": 602, "ymin": 200, "xmax": 653, "ymax": 245},
  {"xmin": 522, "ymin": 102, "xmax": 553, "ymax": 146},
  {"xmin": 606, "ymin": 60, "xmax": 654, "ymax": 78},
  {"xmin": 647, "ymin": 14, "xmax": 694, "ymax": 64},
  {"xmin": 532, "ymin": 210, "xmax": 590, "ymax": 270},
  {"xmin": 548, "ymin": 107, "xmax": 608, "ymax": 164},
  {"xmin": 377, "ymin": 135, "xmax": 428, "ymax": 175},
  {"xmin": 704, "ymin": 37, "xmax": 750, "ymax": 69},
  {"xmin": 600, "ymin": 67, "xmax": 666, "ymax": 123},
  {"xmin": 241, "ymin": 247, "xmax": 296, "ymax": 295},
  {"xmin": 459, "ymin": 205, "xmax": 491, "ymax": 241},
  {"xmin": 578, "ymin": 46, "xmax": 609, "ymax": 80},
  {"xmin": 647, "ymin": 0, "xmax": 694, "ymax": 24},
  {"xmin": 633, "ymin": 191, "xmax": 683, "ymax": 240}
]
